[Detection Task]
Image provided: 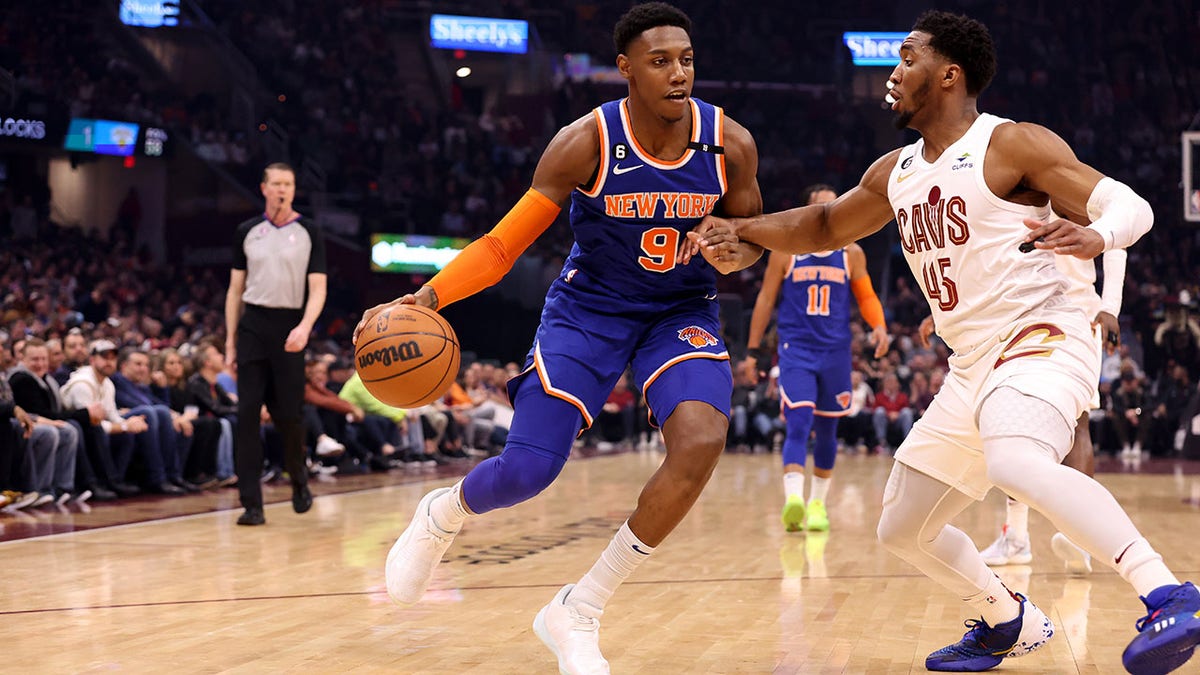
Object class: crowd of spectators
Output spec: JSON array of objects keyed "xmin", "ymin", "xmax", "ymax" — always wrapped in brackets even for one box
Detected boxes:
[
  {"xmin": 0, "ymin": 222, "xmax": 508, "ymax": 511},
  {"xmin": 3, "ymin": 1, "xmax": 1200, "ymax": 511}
]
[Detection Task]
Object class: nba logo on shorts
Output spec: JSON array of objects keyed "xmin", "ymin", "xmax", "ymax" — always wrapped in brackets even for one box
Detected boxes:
[{"xmin": 677, "ymin": 326, "xmax": 718, "ymax": 348}]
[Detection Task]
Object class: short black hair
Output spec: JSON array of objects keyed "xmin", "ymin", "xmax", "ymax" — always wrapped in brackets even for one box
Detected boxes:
[
  {"xmin": 802, "ymin": 184, "xmax": 838, "ymax": 205},
  {"xmin": 613, "ymin": 2, "xmax": 692, "ymax": 56},
  {"xmin": 912, "ymin": 10, "xmax": 996, "ymax": 96}
]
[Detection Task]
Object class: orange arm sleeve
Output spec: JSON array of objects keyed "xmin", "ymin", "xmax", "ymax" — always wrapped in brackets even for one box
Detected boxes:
[
  {"xmin": 850, "ymin": 275, "xmax": 886, "ymax": 330},
  {"xmin": 427, "ymin": 188, "xmax": 561, "ymax": 308}
]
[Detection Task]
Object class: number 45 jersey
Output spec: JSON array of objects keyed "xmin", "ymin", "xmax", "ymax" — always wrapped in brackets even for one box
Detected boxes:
[
  {"xmin": 557, "ymin": 96, "xmax": 728, "ymax": 315},
  {"xmin": 886, "ymin": 113, "xmax": 1070, "ymax": 355}
]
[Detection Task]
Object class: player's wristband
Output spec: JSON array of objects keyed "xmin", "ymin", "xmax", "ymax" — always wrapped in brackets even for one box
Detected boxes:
[{"xmin": 746, "ymin": 347, "xmax": 770, "ymax": 372}]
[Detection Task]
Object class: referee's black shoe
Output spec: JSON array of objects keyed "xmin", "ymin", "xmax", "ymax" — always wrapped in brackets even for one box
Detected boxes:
[
  {"xmin": 237, "ymin": 507, "xmax": 265, "ymax": 526},
  {"xmin": 292, "ymin": 484, "xmax": 312, "ymax": 514}
]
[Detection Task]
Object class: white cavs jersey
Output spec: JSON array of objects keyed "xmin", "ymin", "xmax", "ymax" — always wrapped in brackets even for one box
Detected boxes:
[{"xmin": 886, "ymin": 113, "xmax": 1070, "ymax": 355}]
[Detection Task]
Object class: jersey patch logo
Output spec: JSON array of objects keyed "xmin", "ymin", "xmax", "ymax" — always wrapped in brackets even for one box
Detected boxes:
[
  {"xmin": 952, "ymin": 152, "xmax": 975, "ymax": 171},
  {"xmin": 901, "ymin": 156, "xmax": 914, "ymax": 169},
  {"xmin": 565, "ymin": 269, "xmax": 578, "ymax": 283},
  {"xmin": 836, "ymin": 392, "xmax": 852, "ymax": 409},
  {"xmin": 677, "ymin": 326, "xmax": 718, "ymax": 348},
  {"xmin": 994, "ymin": 323, "xmax": 1066, "ymax": 368}
]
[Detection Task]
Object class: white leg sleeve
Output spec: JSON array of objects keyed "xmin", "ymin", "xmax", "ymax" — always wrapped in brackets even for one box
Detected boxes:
[
  {"xmin": 877, "ymin": 461, "xmax": 993, "ymax": 598},
  {"xmin": 979, "ymin": 387, "xmax": 1176, "ymax": 594}
]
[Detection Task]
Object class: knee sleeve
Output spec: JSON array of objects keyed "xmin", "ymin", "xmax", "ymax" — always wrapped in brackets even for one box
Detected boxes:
[
  {"xmin": 979, "ymin": 386, "xmax": 1072, "ymax": 489},
  {"xmin": 877, "ymin": 461, "xmax": 994, "ymax": 597},
  {"xmin": 811, "ymin": 415, "xmax": 839, "ymax": 471},
  {"xmin": 781, "ymin": 406, "xmax": 814, "ymax": 467},
  {"xmin": 461, "ymin": 374, "xmax": 583, "ymax": 514},
  {"xmin": 462, "ymin": 443, "xmax": 566, "ymax": 513}
]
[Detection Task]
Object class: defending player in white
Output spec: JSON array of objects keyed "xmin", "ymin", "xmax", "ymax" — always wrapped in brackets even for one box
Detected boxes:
[{"xmin": 692, "ymin": 10, "xmax": 1200, "ymax": 674}]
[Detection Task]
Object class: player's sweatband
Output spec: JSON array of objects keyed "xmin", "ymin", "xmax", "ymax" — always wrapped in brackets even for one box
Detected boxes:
[
  {"xmin": 850, "ymin": 275, "xmax": 886, "ymax": 329},
  {"xmin": 1099, "ymin": 248, "xmax": 1127, "ymax": 317},
  {"xmin": 1086, "ymin": 177, "xmax": 1152, "ymax": 252},
  {"xmin": 746, "ymin": 346, "xmax": 770, "ymax": 373},
  {"xmin": 428, "ymin": 188, "xmax": 560, "ymax": 308}
]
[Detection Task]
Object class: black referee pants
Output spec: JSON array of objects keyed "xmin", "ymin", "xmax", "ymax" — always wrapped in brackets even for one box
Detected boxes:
[{"xmin": 235, "ymin": 305, "xmax": 307, "ymax": 509}]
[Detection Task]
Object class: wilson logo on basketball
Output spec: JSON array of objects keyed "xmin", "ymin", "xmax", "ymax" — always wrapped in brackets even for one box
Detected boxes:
[
  {"xmin": 357, "ymin": 341, "xmax": 424, "ymax": 369},
  {"xmin": 677, "ymin": 326, "xmax": 718, "ymax": 348}
]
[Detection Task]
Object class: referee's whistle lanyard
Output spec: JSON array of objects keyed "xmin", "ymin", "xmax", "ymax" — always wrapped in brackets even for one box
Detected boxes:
[{"xmin": 263, "ymin": 212, "xmax": 299, "ymax": 227}]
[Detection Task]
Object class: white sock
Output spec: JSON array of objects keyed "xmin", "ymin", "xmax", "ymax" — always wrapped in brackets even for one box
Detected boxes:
[
  {"xmin": 569, "ymin": 520, "xmax": 654, "ymax": 611},
  {"xmin": 966, "ymin": 573, "xmax": 1021, "ymax": 626},
  {"xmin": 1114, "ymin": 537, "xmax": 1179, "ymax": 597},
  {"xmin": 429, "ymin": 481, "xmax": 470, "ymax": 533},
  {"xmin": 783, "ymin": 471, "xmax": 805, "ymax": 501},
  {"xmin": 810, "ymin": 475, "xmax": 830, "ymax": 502},
  {"xmin": 1005, "ymin": 498, "xmax": 1029, "ymax": 542}
]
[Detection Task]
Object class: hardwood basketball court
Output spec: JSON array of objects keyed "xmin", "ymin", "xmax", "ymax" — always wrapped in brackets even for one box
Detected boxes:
[{"xmin": 4, "ymin": 450, "xmax": 1199, "ymax": 673}]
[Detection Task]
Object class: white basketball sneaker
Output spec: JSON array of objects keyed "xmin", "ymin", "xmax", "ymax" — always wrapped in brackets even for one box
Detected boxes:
[
  {"xmin": 385, "ymin": 487, "xmax": 457, "ymax": 605},
  {"xmin": 980, "ymin": 528, "xmax": 1033, "ymax": 566},
  {"xmin": 533, "ymin": 584, "xmax": 611, "ymax": 675},
  {"xmin": 1050, "ymin": 532, "xmax": 1092, "ymax": 575}
]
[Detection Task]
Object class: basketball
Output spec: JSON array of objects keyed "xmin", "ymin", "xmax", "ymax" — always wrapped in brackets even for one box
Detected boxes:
[{"xmin": 354, "ymin": 304, "xmax": 461, "ymax": 408}]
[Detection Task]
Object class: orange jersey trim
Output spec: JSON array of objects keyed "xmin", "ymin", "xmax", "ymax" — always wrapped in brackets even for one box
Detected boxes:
[
  {"xmin": 578, "ymin": 107, "xmax": 610, "ymax": 198},
  {"xmin": 714, "ymin": 106, "xmax": 727, "ymax": 194},
  {"xmin": 533, "ymin": 343, "xmax": 594, "ymax": 428},
  {"xmin": 813, "ymin": 409, "xmax": 852, "ymax": 418},
  {"xmin": 619, "ymin": 98, "xmax": 701, "ymax": 169},
  {"xmin": 640, "ymin": 351, "xmax": 730, "ymax": 427}
]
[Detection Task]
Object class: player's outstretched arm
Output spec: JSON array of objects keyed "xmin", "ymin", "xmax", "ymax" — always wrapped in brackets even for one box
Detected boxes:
[
  {"xmin": 1000, "ymin": 123, "xmax": 1152, "ymax": 259},
  {"xmin": 697, "ymin": 149, "xmax": 899, "ymax": 257},
  {"xmin": 354, "ymin": 115, "xmax": 599, "ymax": 344},
  {"xmin": 686, "ymin": 117, "xmax": 764, "ymax": 273}
]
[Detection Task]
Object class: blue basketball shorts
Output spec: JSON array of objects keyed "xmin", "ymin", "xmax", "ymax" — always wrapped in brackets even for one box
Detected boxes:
[
  {"xmin": 776, "ymin": 344, "xmax": 852, "ymax": 416},
  {"xmin": 506, "ymin": 296, "xmax": 733, "ymax": 430}
]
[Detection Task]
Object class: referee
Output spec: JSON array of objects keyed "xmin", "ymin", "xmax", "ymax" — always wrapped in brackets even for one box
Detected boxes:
[{"xmin": 225, "ymin": 162, "xmax": 327, "ymax": 526}]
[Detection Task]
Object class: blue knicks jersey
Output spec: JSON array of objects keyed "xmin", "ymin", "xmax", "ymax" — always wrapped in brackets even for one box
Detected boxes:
[
  {"xmin": 556, "ymin": 97, "xmax": 728, "ymax": 314},
  {"xmin": 777, "ymin": 250, "xmax": 852, "ymax": 350}
]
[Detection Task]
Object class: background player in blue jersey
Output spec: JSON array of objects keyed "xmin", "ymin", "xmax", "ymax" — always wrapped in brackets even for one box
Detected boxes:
[
  {"xmin": 740, "ymin": 185, "xmax": 889, "ymax": 533},
  {"xmin": 354, "ymin": 4, "xmax": 763, "ymax": 673}
]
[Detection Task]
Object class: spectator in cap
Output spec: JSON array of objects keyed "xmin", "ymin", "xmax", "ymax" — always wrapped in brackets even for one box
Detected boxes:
[{"xmin": 61, "ymin": 340, "xmax": 184, "ymax": 495}]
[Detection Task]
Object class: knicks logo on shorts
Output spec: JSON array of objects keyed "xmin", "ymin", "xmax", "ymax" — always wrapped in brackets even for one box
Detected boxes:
[
  {"xmin": 677, "ymin": 326, "xmax": 718, "ymax": 349},
  {"xmin": 836, "ymin": 392, "xmax": 852, "ymax": 409},
  {"xmin": 994, "ymin": 323, "xmax": 1066, "ymax": 368}
]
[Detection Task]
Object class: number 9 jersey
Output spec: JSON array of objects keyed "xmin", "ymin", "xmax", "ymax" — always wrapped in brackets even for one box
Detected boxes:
[
  {"xmin": 560, "ymin": 96, "xmax": 728, "ymax": 314},
  {"xmin": 511, "ymin": 96, "xmax": 732, "ymax": 430}
]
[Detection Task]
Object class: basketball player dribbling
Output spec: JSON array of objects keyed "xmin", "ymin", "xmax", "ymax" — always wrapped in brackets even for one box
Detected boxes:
[
  {"xmin": 694, "ymin": 10, "xmax": 1200, "ymax": 674},
  {"xmin": 354, "ymin": 4, "xmax": 764, "ymax": 673}
]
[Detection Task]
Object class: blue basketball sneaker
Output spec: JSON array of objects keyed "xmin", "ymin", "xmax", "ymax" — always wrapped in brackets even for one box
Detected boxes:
[
  {"xmin": 926, "ymin": 593, "xmax": 1053, "ymax": 671},
  {"xmin": 1122, "ymin": 581, "xmax": 1200, "ymax": 675}
]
